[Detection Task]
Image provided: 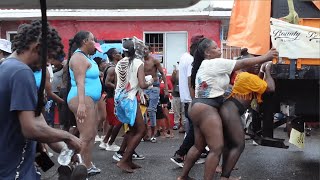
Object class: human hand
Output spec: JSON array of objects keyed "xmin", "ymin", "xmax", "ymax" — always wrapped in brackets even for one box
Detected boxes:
[
  {"xmin": 76, "ymin": 103, "xmax": 86, "ymax": 123},
  {"xmin": 265, "ymin": 48, "xmax": 279, "ymax": 61},
  {"xmin": 65, "ymin": 134, "xmax": 82, "ymax": 153}
]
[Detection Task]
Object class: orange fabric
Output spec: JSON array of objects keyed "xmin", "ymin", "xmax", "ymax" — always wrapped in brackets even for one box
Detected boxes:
[
  {"xmin": 230, "ymin": 72, "xmax": 267, "ymax": 103},
  {"xmin": 313, "ymin": 1, "xmax": 320, "ymax": 10},
  {"xmin": 227, "ymin": 0, "xmax": 271, "ymax": 55}
]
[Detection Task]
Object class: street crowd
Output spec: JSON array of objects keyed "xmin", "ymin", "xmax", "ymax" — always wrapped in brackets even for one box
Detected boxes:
[{"xmin": 0, "ymin": 20, "xmax": 278, "ymax": 180}]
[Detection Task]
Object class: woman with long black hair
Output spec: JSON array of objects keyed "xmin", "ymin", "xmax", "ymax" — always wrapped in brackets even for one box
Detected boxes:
[
  {"xmin": 67, "ymin": 31, "xmax": 102, "ymax": 176},
  {"xmin": 114, "ymin": 38, "xmax": 153, "ymax": 173},
  {"xmin": 178, "ymin": 38, "xmax": 278, "ymax": 180}
]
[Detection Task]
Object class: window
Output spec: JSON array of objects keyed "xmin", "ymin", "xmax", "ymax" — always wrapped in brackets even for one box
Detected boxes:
[
  {"xmin": 144, "ymin": 32, "xmax": 187, "ymax": 74},
  {"xmin": 145, "ymin": 33, "xmax": 164, "ymax": 63},
  {"xmin": 220, "ymin": 24, "xmax": 241, "ymax": 60},
  {"xmin": 221, "ymin": 41, "xmax": 241, "ymax": 60},
  {"xmin": 6, "ymin": 31, "xmax": 17, "ymax": 42}
]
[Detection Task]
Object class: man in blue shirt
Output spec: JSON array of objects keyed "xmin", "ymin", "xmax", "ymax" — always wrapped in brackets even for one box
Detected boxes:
[{"xmin": 0, "ymin": 21, "xmax": 82, "ymax": 180}]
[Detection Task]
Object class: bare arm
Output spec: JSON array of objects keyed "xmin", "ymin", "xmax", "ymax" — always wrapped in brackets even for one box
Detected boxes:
[
  {"xmin": 171, "ymin": 70, "xmax": 177, "ymax": 85},
  {"xmin": 263, "ymin": 62, "xmax": 275, "ymax": 92},
  {"xmin": 105, "ymin": 67, "xmax": 116, "ymax": 89},
  {"xmin": 45, "ymin": 69, "xmax": 64, "ymax": 104},
  {"xmin": 18, "ymin": 111, "xmax": 80, "ymax": 152},
  {"xmin": 234, "ymin": 48, "xmax": 278, "ymax": 71},
  {"xmin": 70, "ymin": 54, "xmax": 89, "ymax": 105},
  {"xmin": 155, "ymin": 59, "xmax": 169, "ymax": 94},
  {"xmin": 137, "ymin": 64, "xmax": 151, "ymax": 89}
]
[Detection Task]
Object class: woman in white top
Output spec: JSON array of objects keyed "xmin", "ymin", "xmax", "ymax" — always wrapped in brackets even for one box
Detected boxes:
[
  {"xmin": 178, "ymin": 38, "xmax": 278, "ymax": 180},
  {"xmin": 114, "ymin": 38, "xmax": 153, "ymax": 173}
]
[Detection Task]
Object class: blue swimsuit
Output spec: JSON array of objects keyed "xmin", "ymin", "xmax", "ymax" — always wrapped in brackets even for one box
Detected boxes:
[
  {"xmin": 67, "ymin": 49, "xmax": 102, "ymax": 103},
  {"xmin": 33, "ymin": 70, "xmax": 42, "ymax": 90}
]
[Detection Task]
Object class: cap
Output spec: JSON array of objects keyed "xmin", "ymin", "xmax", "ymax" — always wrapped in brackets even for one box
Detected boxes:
[
  {"xmin": 191, "ymin": 35, "xmax": 204, "ymax": 44},
  {"xmin": 0, "ymin": 39, "xmax": 12, "ymax": 53},
  {"xmin": 94, "ymin": 43, "xmax": 103, "ymax": 53}
]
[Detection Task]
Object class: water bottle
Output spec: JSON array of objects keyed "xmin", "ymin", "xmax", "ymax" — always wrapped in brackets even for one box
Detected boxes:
[
  {"xmin": 57, "ymin": 146, "xmax": 74, "ymax": 166},
  {"xmin": 45, "ymin": 100, "xmax": 53, "ymax": 113}
]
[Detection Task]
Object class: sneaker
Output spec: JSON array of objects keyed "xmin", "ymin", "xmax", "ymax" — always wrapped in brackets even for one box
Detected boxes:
[
  {"xmin": 132, "ymin": 152, "xmax": 145, "ymax": 160},
  {"xmin": 200, "ymin": 152, "xmax": 208, "ymax": 159},
  {"xmin": 87, "ymin": 164, "xmax": 101, "ymax": 176},
  {"xmin": 106, "ymin": 144, "xmax": 120, "ymax": 152},
  {"xmin": 170, "ymin": 154, "xmax": 184, "ymax": 168},
  {"xmin": 58, "ymin": 165, "xmax": 72, "ymax": 180},
  {"xmin": 195, "ymin": 158, "xmax": 206, "ymax": 164},
  {"xmin": 253, "ymin": 140, "xmax": 259, "ymax": 146},
  {"xmin": 94, "ymin": 135, "xmax": 102, "ymax": 143},
  {"xmin": 71, "ymin": 164, "xmax": 87, "ymax": 180},
  {"xmin": 150, "ymin": 137, "xmax": 157, "ymax": 143},
  {"xmin": 113, "ymin": 152, "xmax": 123, "ymax": 162},
  {"xmin": 173, "ymin": 125, "xmax": 179, "ymax": 130},
  {"xmin": 48, "ymin": 152, "xmax": 54, "ymax": 158},
  {"xmin": 99, "ymin": 142, "xmax": 108, "ymax": 150}
]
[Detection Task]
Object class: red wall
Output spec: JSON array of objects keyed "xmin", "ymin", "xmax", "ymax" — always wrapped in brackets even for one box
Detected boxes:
[{"xmin": 1, "ymin": 20, "xmax": 221, "ymax": 52}]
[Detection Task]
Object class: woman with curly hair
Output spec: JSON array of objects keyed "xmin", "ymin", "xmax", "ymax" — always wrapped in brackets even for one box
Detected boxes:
[{"xmin": 0, "ymin": 20, "xmax": 81, "ymax": 180}]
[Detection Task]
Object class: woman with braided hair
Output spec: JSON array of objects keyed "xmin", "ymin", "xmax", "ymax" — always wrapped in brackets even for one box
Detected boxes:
[
  {"xmin": 0, "ymin": 20, "xmax": 81, "ymax": 180},
  {"xmin": 178, "ymin": 37, "xmax": 278, "ymax": 180}
]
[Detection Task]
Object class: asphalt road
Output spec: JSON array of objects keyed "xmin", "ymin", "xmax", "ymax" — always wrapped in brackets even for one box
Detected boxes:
[{"xmin": 42, "ymin": 127, "xmax": 320, "ymax": 180}]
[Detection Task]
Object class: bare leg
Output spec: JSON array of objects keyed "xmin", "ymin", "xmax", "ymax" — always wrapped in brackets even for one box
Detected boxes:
[
  {"xmin": 178, "ymin": 123, "xmax": 206, "ymax": 180},
  {"xmin": 68, "ymin": 96, "xmax": 98, "ymax": 168},
  {"xmin": 103, "ymin": 125, "xmax": 114, "ymax": 143},
  {"xmin": 108, "ymin": 123, "xmax": 123, "ymax": 145},
  {"xmin": 117, "ymin": 105, "xmax": 146, "ymax": 173},
  {"xmin": 220, "ymin": 102, "xmax": 245, "ymax": 179}
]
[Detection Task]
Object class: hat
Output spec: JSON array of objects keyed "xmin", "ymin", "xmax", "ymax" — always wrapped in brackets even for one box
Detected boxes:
[
  {"xmin": 94, "ymin": 43, "xmax": 103, "ymax": 53},
  {"xmin": 191, "ymin": 35, "xmax": 204, "ymax": 44},
  {"xmin": 0, "ymin": 39, "xmax": 12, "ymax": 53}
]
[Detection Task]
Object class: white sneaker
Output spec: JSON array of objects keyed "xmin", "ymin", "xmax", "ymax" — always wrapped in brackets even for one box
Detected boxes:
[
  {"xmin": 195, "ymin": 158, "xmax": 206, "ymax": 164},
  {"xmin": 253, "ymin": 140, "xmax": 259, "ymax": 146},
  {"xmin": 99, "ymin": 142, "xmax": 108, "ymax": 150},
  {"xmin": 105, "ymin": 144, "xmax": 120, "ymax": 152},
  {"xmin": 48, "ymin": 152, "xmax": 54, "ymax": 158},
  {"xmin": 150, "ymin": 137, "xmax": 157, "ymax": 143},
  {"xmin": 95, "ymin": 135, "xmax": 102, "ymax": 143}
]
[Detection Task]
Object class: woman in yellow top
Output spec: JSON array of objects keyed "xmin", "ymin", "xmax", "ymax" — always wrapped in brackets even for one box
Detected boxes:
[{"xmin": 218, "ymin": 60, "xmax": 275, "ymax": 180}]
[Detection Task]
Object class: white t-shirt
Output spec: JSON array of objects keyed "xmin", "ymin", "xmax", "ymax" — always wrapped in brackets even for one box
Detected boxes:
[
  {"xmin": 178, "ymin": 52, "xmax": 193, "ymax": 103},
  {"xmin": 47, "ymin": 64, "xmax": 54, "ymax": 83},
  {"xmin": 115, "ymin": 57, "xmax": 144, "ymax": 100},
  {"xmin": 195, "ymin": 58, "xmax": 236, "ymax": 98}
]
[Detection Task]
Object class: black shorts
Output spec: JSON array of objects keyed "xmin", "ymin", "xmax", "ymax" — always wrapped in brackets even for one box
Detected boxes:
[
  {"xmin": 159, "ymin": 94, "xmax": 169, "ymax": 105},
  {"xmin": 225, "ymin": 97, "xmax": 247, "ymax": 115},
  {"xmin": 191, "ymin": 96, "xmax": 224, "ymax": 109}
]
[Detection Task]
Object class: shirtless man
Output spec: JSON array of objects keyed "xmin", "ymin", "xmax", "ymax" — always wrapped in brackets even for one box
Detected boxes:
[{"xmin": 143, "ymin": 45, "xmax": 169, "ymax": 143}]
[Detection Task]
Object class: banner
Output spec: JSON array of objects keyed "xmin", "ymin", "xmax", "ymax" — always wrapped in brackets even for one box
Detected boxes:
[
  {"xmin": 270, "ymin": 18, "xmax": 320, "ymax": 59},
  {"xmin": 227, "ymin": 0, "xmax": 271, "ymax": 55}
]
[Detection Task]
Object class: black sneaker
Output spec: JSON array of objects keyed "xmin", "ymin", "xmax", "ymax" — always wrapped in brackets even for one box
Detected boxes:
[
  {"xmin": 170, "ymin": 153, "xmax": 184, "ymax": 168},
  {"xmin": 133, "ymin": 151, "xmax": 145, "ymax": 160}
]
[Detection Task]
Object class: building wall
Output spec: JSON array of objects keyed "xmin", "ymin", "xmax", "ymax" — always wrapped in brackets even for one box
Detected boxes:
[{"xmin": 0, "ymin": 20, "xmax": 221, "ymax": 52}]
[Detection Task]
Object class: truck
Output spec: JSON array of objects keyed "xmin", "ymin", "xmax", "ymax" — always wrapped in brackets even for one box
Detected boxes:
[{"xmin": 236, "ymin": 0, "xmax": 320, "ymax": 148}]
